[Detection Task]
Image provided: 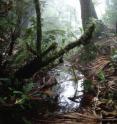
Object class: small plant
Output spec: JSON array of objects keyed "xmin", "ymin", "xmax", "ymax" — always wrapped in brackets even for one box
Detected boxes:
[
  {"xmin": 80, "ymin": 43, "xmax": 97, "ymax": 63},
  {"xmin": 0, "ymin": 76, "xmax": 35, "ymax": 106},
  {"xmin": 82, "ymin": 79, "xmax": 92, "ymax": 92},
  {"xmin": 111, "ymin": 50, "xmax": 117, "ymax": 62},
  {"xmin": 97, "ymin": 70, "xmax": 105, "ymax": 82}
]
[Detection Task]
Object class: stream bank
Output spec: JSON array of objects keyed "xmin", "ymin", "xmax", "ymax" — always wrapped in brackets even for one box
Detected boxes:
[{"xmin": 32, "ymin": 36, "xmax": 117, "ymax": 124}]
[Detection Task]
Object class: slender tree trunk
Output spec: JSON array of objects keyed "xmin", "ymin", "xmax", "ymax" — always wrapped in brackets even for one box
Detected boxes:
[
  {"xmin": 116, "ymin": 22, "xmax": 117, "ymax": 34},
  {"xmin": 80, "ymin": 0, "xmax": 98, "ymax": 30},
  {"xmin": 8, "ymin": 0, "xmax": 23, "ymax": 56},
  {"xmin": 33, "ymin": 0, "xmax": 42, "ymax": 58}
]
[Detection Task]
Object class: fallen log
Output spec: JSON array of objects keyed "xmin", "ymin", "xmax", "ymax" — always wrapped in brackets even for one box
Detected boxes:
[{"xmin": 15, "ymin": 24, "xmax": 95, "ymax": 79}]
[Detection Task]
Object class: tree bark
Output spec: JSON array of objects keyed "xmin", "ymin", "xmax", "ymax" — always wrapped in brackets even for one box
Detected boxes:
[
  {"xmin": 14, "ymin": 24, "xmax": 95, "ymax": 79},
  {"xmin": 80, "ymin": 0, "xmax": 98, "ymax": 30},
  {"xmin": 33, "ymin": 0, "xmax": 42, "ymax": 58}
]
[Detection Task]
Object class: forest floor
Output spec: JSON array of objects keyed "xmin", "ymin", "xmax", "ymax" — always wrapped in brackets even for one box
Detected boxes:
[
  {"xmin": 1, "ymin": 36, "xmax": 116, "ymax": 124},
  {"xmin": 30, "ymin": 36, "xmax": 117, "ymax": 124}
]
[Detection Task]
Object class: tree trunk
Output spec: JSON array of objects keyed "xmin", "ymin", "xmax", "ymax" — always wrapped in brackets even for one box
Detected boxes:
[
  {"xmin": 33, "ymin": 0, "xmax": 42, "ymax": 58},
  {"xmin": 116, "ymin": 22, "xmax": 117, "ymax": 34},
  {"xmin": 80, "ymin": 0, "xmax": 98, "ymax": 30},
  {"xmin": 14, "ymin": 24, "xmax": 95, "ymax": 79}
]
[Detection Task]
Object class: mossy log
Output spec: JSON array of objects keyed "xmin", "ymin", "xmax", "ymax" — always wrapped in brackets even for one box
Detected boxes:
[
  {"xmin": 42, "ymin": 42, "xmax": 58, "ymax": 57},
  {"xmin": 15, "ymin": 24, "xmax": 95, "ymax": 79}
]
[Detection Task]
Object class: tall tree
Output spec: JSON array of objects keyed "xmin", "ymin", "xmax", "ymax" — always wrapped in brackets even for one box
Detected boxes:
[
  {"xmin": 33, "ymin": 0, "xmax": 42, "ymax": 58},
  {"xmin": 80, "ymin": 0, "xmax": 98, "ymax": 30}
]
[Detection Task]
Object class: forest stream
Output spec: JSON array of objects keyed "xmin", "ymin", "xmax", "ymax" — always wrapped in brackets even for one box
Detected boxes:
[{"xmin": 50, "ymin": 61, "xmax": 84, "ymax": 112}]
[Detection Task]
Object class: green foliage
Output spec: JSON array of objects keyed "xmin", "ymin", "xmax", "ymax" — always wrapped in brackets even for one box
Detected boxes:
[
  {"xmin": 15, "ymin": 94, "xmax": 29, "ymax": 105},
  {"xmin": 80, "ymin": 43, "xmax": 97, "ymax": 63},
  {"xmin": 13, "ymin": 81, "xmax": 34, "ymax": 105},
  {"xmin": 42, "ymin": 29, "xmax": 66, "ymax": 45},
  {"xmin": 97, "ymin": 70, "xmax": 105, "ymax": 81},
  {"xmin": 87, "ymin": 18, "xmax": 105, "ymax": 37},
  {"xmin": 0, "ymin": 0, "xmax": 83, "ymax": 123},
  {"xmin": 12, "ymin": 38, "xmax": 36, "ymax": 66},
  {"xmin": 23, "ymin": 82, "xmax": 34, "ymax": 93},
  {"xmin": 0, "ymin": 74, "xmax": 34, "ymax": 106},
  {"xmin": 111, "ymin": 49, "xmax": 117, "ymax": 62},
  {"xmin": 83, "ymin": 79, "xmax": 92, "ymax": 92},
  {"xmin": 111, "ymin": 49, "xmax": 117, "ymax": 69}
]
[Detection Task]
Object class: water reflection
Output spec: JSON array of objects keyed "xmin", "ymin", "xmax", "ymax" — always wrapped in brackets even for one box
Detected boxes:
[{"xmin": 50, "ymin": 61, "xmax": 84, "ymax": 112}]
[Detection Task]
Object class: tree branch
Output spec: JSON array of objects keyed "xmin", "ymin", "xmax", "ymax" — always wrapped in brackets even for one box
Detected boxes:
[{"xmin": 14, "ymin": 24, "xmax": 95, "ymax": 79}]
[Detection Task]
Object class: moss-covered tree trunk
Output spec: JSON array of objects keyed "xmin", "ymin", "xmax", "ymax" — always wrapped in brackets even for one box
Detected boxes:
[
  {"xmin": 80, "ymin": 0, "xmax": 98, "ymax": 30},
  {"xmin": 14, "ymin": 24, "xmax": 95, "ymax": 79}
]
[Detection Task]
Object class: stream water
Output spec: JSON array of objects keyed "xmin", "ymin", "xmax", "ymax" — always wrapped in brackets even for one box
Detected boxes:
[{"xmin": 50, "ymin": 61, "xmax": 84, "ymax": 112}]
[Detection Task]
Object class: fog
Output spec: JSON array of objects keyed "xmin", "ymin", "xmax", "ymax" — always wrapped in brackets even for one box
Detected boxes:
[{"xmin": 42, "ymin": 0, "xmax": 107, "ymax": 39}]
